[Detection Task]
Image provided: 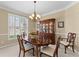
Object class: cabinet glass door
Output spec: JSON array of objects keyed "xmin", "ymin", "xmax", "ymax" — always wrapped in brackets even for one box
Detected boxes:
[{"xmin": 49, "ymin": 22, "xmax": 53, "ymax": 33}]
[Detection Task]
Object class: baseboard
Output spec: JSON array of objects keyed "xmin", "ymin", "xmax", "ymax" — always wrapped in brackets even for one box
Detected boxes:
[{"xmin": 0, "ymin": 43, "xmax": 18, "ymax": 49}]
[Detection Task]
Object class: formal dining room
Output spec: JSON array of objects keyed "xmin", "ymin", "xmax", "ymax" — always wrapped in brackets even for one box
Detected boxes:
[{"xmin": 0, "ymin": 0, "xmax": 79, "ymax": 57}]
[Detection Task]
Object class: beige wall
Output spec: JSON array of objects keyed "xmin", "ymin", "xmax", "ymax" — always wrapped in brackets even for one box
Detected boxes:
[
  {"xmin": 0, "ymin": 9, "xmax": 8, "ymax": 34},
  {"xmin": 65, "ymin": 3, "xmax": 79, "ymax": 49},
  {"xmin": 0, "ymin": 9, "xmax": 8, "ymax": 40},
  {"xmin": 65, "ymin": 3, "xmax": 79, "ymax": 33}
]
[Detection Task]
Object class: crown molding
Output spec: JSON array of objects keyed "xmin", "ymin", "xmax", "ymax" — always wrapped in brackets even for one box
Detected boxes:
[
  {"xmin": 64, "ymin": 1, "xmax": 79, "ymax": 10},
  {"xmin": 42, "ymin": 2, "xmax": 79, "ymax": 17},
  {"xmin": 0, "ymin": 6, "xmax": 29, "ymax": 17}
]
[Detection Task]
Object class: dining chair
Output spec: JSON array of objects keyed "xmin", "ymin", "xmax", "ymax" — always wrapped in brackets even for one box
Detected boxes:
[
  {"xmin": 60, "ymin": 32, "xmax": 76, "ymax": 53},
  {"xmin": 40, "ymin": 36, "xmax": 61, "ymax": 57},
  {"xmin": 17, "ymin": 35, "xmax": 34, "ymax": 57}
]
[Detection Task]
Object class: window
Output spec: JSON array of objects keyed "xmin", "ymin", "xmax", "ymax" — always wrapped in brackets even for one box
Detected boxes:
[{"xmin": 8, "ymin": 13, "xmax": 28, "ymax": 40}]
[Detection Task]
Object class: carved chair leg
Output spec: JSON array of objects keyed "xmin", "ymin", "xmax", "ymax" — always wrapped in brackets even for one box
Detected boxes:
[
  {"xmin": 55, "ymin": 50, "xmax": 58, "ymax": 57},
  {"xmin": 56, "ymin": 50, "xmax": 58, "ymax": 57},
  {"xmin": 33, "ymin": 48, "xmax": 34, "ymax": 56},
  {"xmin": 40, "ymin": 53, "xmax": 42, "ymax": 57},
  {"xmin": 23, "ymin": 51, "xmax": 25, "ymax": 57},
  {"xmin": 53, "ymin": 49, "xmax": 58, "ymax": 57},
  {"xmin": 72, "ymin": 45, "xmax": 75, "ymax": 53},
  {"xmin": 19, "ymin": 48, "xmax": 21, "ymax": 57},
  {"xmin": 53, "ymin": 53, "xmax": 55, "ymax": 57},
  {"xmin": 65, "ymin": 46, "xmax": 67, "ymax": 54},
  {"xmin": 58, "ymin": 43, "xmax": 60, "ymax": 48}
]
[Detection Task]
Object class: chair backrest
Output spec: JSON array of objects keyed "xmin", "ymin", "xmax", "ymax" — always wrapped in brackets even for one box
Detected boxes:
[
  {"xmin": 67, "ymin": 32, "xmax": 72, "ymax": 42},
  {"xmin": 69, "ymin": 33, "xmax": 76, "ymax": 44},
  {"xmin": 22, "ymin": 32, "xmax": 26, "ymax": 39},
  {"xmin": 72, "ymin": 33, "xmax": 76, "ymax": 41},
  {"xmin": 17, "ymin": 35, "xmax": 25, "ymax": 50},
  {"xmin": 67, "ymin": 32, "xmax": 76, "ymax": 45}
]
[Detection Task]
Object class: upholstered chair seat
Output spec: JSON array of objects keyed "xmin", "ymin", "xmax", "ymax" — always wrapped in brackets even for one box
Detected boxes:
[
  {"xmin": 60, "ymin": 41, "xmax": 69, "ymax": 46},
  {"xmin": 41, "ymin": 45, "xmax": 56, "ymax": 56},
  {"xmin": 23, "ymin": 43, "xmax": 33, "ymax": 50},
  {"xmin": 40, "ymin": 36, "xmax": 61, "ymax": 57}
]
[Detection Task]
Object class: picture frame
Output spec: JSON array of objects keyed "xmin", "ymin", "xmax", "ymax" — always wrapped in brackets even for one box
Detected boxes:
[{"xmin": 58, "ymin": 21, "xmax": 64, "ymax": 28}]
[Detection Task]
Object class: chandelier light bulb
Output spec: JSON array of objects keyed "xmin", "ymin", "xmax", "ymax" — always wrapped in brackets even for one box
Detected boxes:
[
  {"xmin": 29, "ymin": 16, "xmax": 33, "ymax": 20},
  {"xmin": 35, "ymin": 17, "xmax": 37, "ymax": 19},
  {"xmin": 37, "ymin": 14, "xmax": 41, "ymax": 18},
  {"xmin": 32, "ymin": 14, "xmax": 34, "ymax": 17}
]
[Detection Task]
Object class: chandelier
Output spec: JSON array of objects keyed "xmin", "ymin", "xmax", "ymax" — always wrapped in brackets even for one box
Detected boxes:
[{"xmin": 29, "ymin": 1, "xmax": 41, "ymax": 22}]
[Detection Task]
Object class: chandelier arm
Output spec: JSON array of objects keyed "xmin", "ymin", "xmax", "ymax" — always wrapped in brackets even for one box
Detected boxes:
[{"xmin": 29, "ymin": 1, "xmax": 40, "ymax": 22}]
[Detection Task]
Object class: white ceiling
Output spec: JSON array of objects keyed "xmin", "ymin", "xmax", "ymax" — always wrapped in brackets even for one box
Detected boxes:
[{"xmin": 0, "ymin": 1, "xmax": 74, "ymax": 16}]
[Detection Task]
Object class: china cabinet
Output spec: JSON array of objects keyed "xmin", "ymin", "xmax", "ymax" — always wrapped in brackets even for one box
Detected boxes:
[{"xmin": 37, "ymin": 18, "xmax": 56, "ymax": 44}]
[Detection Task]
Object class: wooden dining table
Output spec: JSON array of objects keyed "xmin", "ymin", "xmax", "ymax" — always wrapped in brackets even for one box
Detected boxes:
[{"xmin": 24, "ymin": 37, "xmax": 51, "ymax": 57}]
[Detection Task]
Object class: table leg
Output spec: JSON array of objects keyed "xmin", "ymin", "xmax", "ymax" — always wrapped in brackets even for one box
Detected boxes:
[{"xmin": 36, "ymin": 46, "xmax": 38, "ymax": 57}]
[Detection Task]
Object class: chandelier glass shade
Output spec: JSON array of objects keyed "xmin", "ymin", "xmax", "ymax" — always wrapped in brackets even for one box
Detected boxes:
[{"xmin": 29, "ymin": 1, "xmax": 41, "ymax": 21}]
